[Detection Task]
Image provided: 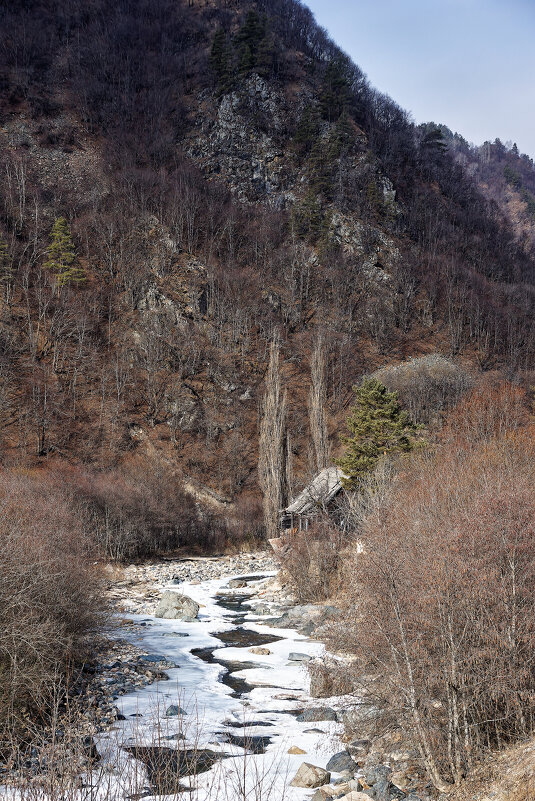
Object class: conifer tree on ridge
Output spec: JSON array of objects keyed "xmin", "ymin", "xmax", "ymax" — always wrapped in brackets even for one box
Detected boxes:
[
  {"xmin": 337, "ymin": 377, "xmax": 422, "ymax": 489},
  {"xmin": 44, "ymin": 217, "xmax": 85, "ymax": 288}
]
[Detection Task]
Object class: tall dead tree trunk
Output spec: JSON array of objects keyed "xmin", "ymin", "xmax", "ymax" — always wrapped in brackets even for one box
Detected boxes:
[
  {"xmin": 258, "ymin": 340, "xmax": 287, "ymax": 540},
  {"xmin": 285, "ymin": 430, "xmax": 294, "ymax": 502},
  {"xmin": 309, "ymin": 335, "xmax": 330, "ymax": 471}
]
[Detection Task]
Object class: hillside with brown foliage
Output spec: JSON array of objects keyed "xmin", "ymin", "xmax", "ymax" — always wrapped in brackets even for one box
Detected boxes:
[
  {"xmin": 1, "ymin": 0, "xmax": 535, "ymax": 527},
  {"xmin": 294, "ymin": 383, "xmax": 535, "ymax": 793}
]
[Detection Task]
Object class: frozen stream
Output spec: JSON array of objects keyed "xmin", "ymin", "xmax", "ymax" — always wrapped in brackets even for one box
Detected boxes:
[{"xmin": 99, "ymin": 572, "xmax": 344, "ymax": 801}]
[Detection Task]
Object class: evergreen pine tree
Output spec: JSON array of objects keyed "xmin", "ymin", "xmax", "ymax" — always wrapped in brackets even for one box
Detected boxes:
[
  {"xmin": 329, "ymin": 111, "xmax": 354, "ymax": 157},
  {"xmin": 336, "ymin": 377, "xmax": 422, "ymax": 489},
  {"xmin": 320, "ymin": 60, "xmax": 352, "ymax": 122},
  {"xmin": 234, "ymin": 10, "xmax": 266, "ymax": 76},
  {"xmin": 234, "ymin": 10, "xmax": 265, "ymax": 52},
  {"xmin": 237, "ymin": 43, "xmax": 255, "ymax": 75},
  {"xmin": 421, "ymin": 125, "xmax": 447, "ymax": 154},
  {"xmin": 255, "ymin": 31, "xmax": 275, "ymax": 78},
  {"xmin": 44, "ymin": 217, "xmax": 85, "ymax": 287},
  {"xmin": 210, "ymin": 28, "xmax": 234, "ymax": 94},
  {"xmin": 294, "ymin": 104, "xmax": 321, "ymax": 155},
  {"xmin": 308, "ymin": 141, "xmax": 335, "ymax": 199},
  {"xmin": 291, "ymin": 189, "xmax": 325, "ymax": 241}
]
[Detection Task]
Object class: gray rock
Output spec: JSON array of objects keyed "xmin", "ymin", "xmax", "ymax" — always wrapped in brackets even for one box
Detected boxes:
[
  {"xmin": 363, "ymin": 779, "xmax": 407, "ymax": 800},
  {"xmin": 266, "ymin": 604, "xmax": 342, "ymax": 635},
  {"xmin": 310, "ymin": 790, "xmax": 339, "ymax": 801},
  {"xmin": 296, "ymin": 707, "xmax": 337, "ymax": 723},
  {"xmin": 388, "ymin": 784, "xmax": 408, "ymax": 800},
  {"xmin": 288, "ymin": 652, "xmax": 312, "ymax": 662},
  {"xmin": 252, "ymin": 603, "xmax": 271, "ymax": 615},
  {"xmin": 326, "ymin": 750, "xmax": 358, "ymax": 774},
  {"xmin": 165, "ymin": 705, "xmax": 187, "ymax": 717},
  {"xmin": 155, "ymin": 592, "xmax": 199, "ymax": 621},
  {"xmin": 289, "ymin": 762, "xmax": 331, "ymax": 788},
  {"xmin": 372, "ymin": 778, "xmax": 391, "ymax": 800},
  {"xmin": 364, "ymin": 763, "xmax": 392, "ymax": 787},
  {"xmin": 332, "ymin": 774, "xmax": 353, "ymax": 785},
  {"xmin": 349, "ymin": 739, "xmax": 371, "ymax": 753}
]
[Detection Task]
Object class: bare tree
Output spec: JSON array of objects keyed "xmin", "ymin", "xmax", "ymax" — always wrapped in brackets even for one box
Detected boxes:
[
  {"xmin": 258, "ymin": 340, "xmax": 287, "ymax": 540},
  {"xmin": 308, "ymin": 334, "xmax": 330, "ymax": 471}
]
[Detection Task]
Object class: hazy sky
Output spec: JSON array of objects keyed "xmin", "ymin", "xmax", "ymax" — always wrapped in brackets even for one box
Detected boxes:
[{"xmin": 305, "ymin": 0, "xmax": 535, "ymax": 158}]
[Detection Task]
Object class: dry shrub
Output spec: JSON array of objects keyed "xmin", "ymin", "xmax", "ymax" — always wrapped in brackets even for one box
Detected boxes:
[
  {"xmin": 374, "ymin": 354, "xmax": 472, "ymax": 423},
  {"xmin": 0, "ymin": 470, "xmax": 105, "ymax": 745},
  {"xmin": 441, "ymin": 379, "xmax": 529, "ymax": 443},
  {"xmin": 225, "ymin": 495, "xmax": 265, "ymax": 549},
  {"xmin": 278, "ymin": 516, "xmax": 346, "ymax": 602},
  {"xmin": 327, "ymin": 386, "xmax": 535, "ymax": 791},
  {"xmin": 50, "ymin": 461, "xmax": 206, "ymax": 562}
]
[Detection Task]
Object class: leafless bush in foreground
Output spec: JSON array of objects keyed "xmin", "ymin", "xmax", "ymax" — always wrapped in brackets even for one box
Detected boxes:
[
  {"xmin": 0, "ymin": 471, "xmax": 105, "ymax": 749},
  {"xmin": 326, "ymin": 393, "xmax": 535, "ymax": 791}
]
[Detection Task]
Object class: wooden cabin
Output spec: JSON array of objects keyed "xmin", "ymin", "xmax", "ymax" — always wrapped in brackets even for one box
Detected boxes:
[{"xmin": 269, "ymin": 466, "xmax": 345, "ymax": 552}]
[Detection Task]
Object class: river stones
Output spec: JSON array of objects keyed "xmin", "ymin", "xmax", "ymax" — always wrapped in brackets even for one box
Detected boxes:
[
  {"xmin": 155, "ymin": 592, "xmax": 199, "ymax": 621},
  {"xmin": 165, "ymin": 704, "xmax": 187, "ymax": 717},
  {"xmin": 310, "ymin": 788, "xmax": 338, "ymax": 800},
  {"xmin": 290, "ymin": 762, "xmax": 331, "ymax": 788},
  {"xmin": 288, "ymin": 652, "xmax": 312, "ymax": 662},
  {"xmin": 326, "ymin": 750, "xmax": 358, "ymax": 774},
  {"xmin": 296, "ymin": 707, "xmax": 338, "ymax": 722}
]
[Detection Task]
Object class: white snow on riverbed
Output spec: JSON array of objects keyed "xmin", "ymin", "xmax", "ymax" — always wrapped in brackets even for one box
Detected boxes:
[
  {"xmin": 2, "ymin": 572, "xmax": 346, "ymax": 801},
  {"xmin": 107, "ymin": 572, "xmax": 344, "ymax": 801}
]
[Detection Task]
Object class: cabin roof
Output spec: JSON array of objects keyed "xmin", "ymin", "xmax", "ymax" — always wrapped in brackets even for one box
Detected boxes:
[{"xmin": 282, "ymin": 466, "xmax": 345, "ymax": 517}]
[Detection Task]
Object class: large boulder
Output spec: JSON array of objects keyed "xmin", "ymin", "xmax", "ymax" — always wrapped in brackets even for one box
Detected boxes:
[
  {"xmin": 290, "ymin": 762, "xmax": 331, "ymax": 788},
  {"xmin": 267, "ymin": 604, "xmax": 342, "ymax": 636},
  {"xmin": 296, "ymin": 707, "xmax": 338, "ymax": 723},
  {"xmin": 155, "ymin": 591, "xmax": 199, "ymax": 621},
  {"xmin": 364, "ymin": 762, "xmax": 392, "ymax": 787},
  {"xmin": 311, "ymin": 791, "xmax": 369, "ymax": 801},
  {"xmin": 363, "ymin": 778, "xmax": 407, "ymax": 800},
  {"xmin": 288, "ymin": 652, "xmax": 312, "ymax": 662},
  {"xmin": 326, "ymin": 750, "xmax": 358, "ymax": 774}
]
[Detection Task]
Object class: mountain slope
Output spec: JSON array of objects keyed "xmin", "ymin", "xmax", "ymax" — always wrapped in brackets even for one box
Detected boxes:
[{"xmin": 0, "ymin": 0, "xmax": 534, "ymax": 508}]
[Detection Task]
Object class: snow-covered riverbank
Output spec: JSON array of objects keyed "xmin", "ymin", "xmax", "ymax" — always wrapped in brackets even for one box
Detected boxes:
[
  {"xmin": 99, "ymin": 570, "xmax": 345, "ymax": 800},
  {"xmin": 2, "ymin": 555, "xmax": 426, "ymax": 801}
]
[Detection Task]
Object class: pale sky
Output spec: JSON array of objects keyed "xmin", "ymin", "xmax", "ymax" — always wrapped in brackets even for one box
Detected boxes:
[{"xmin": 305, "ymin": 0, "xmax": 535, "ymax": 158}]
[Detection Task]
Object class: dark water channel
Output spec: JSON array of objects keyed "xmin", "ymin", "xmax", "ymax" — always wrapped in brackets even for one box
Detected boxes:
[
  {"xmin": 123, "ymin": 573, "xmax": 306, "ymax": 792},
  {"xmin": 190, "ymin": 579, "xmax": 296, "ymax": 756}
]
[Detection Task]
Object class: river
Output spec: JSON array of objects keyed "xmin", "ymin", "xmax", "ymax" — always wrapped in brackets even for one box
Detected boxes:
[{"xmin": 96, "ymin": 571, "xmax": 344, "ymax": 801}]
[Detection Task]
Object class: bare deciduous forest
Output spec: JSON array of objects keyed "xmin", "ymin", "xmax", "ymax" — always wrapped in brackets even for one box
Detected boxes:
[{"xmin": 2, "ymin": 0, "xmax": 535, "ymax": 795}]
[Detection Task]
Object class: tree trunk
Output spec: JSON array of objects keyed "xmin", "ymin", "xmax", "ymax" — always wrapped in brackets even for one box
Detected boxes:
[{"xmin": 258, "ymin": 340, "xmax": 287, "ymax": 540}]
